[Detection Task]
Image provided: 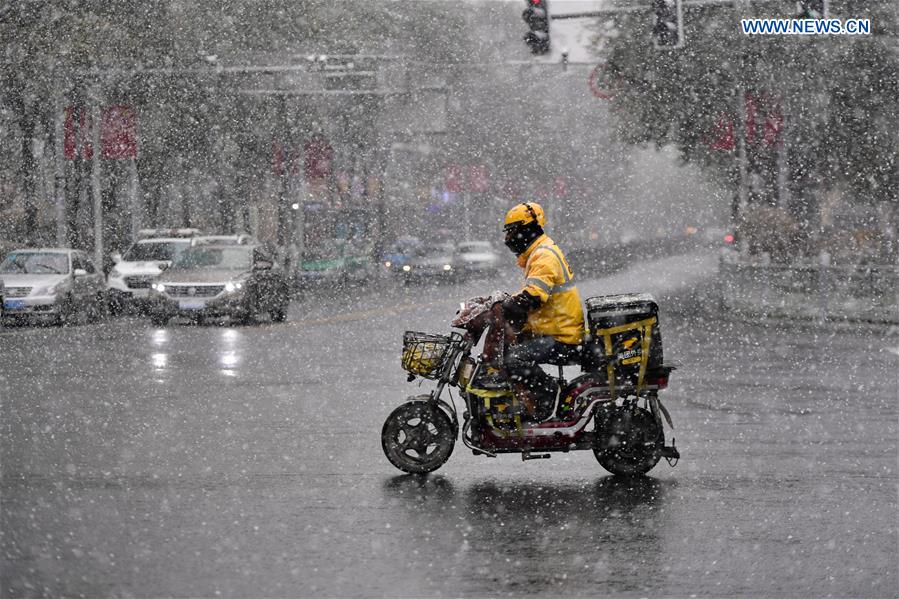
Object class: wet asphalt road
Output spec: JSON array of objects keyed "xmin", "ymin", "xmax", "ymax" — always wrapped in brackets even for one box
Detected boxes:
[{"xmin": 1, "ymin": 251, "xmax": 897, "ymax": 598}]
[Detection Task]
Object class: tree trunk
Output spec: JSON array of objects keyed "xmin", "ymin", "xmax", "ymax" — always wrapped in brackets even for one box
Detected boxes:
[{"xmin": 19, "ymin": 110, "xmax": 38, "ymax": 243}]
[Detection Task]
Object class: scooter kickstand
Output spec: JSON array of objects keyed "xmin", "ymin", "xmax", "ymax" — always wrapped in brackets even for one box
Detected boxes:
[{"xmin": 521, "ymin": 451, "xmax": 551, "ymax": 461}]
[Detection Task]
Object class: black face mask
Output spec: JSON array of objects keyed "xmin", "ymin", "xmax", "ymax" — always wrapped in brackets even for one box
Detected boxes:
[{"xmin": 504, "ymin": 221, "xmax": 543, "ymax": 256}]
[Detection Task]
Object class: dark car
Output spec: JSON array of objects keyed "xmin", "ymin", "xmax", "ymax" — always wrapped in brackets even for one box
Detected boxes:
[
  {"xmin": 296, "ymin": 240, "xmax": 374, "ymax": 288},
  {"xmin": 147, "ymin": 244, "xmax": 289, "ymax": 326},
  {"xmin": 399, "ymin": 242, "xmax": 462, "ymax": 283},
  {"xmin": 381, "ymin": 236, "xmax": 422, "ymax": 278}
]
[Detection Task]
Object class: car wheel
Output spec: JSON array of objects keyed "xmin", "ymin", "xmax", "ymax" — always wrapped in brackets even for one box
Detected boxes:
[
  {"xmin": 149, "ymin": 314, "xmax": 168, "ymax": 327},
  {"xmin": 270, "ymin": 303, "xmax": 288, "ymax": 322},
  {"xmin": 108, "ymin": 295, "xmax": 124, "ymax": 317},
  {"xmin": 241, "ymin": 296, "xmax": 260, "ymax": 325},
  {"xmin": 232, "ymin": 311, "xmax": 253, "ymax": 325},
  {"xmin": 57, "ymin": 295, "xmax": 77, "ymax": 326},
  {"xmin": 89, "ymin": 292, "xmax": 108, "ymax": 323}
]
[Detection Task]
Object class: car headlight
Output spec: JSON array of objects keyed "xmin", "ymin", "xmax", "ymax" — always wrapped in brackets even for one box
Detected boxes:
[
  {"xmin": 384, "ymin": 261, "xmax": 392, "ymax": 268},
  {"xmin": 33, "ymin": 282, "xmax": 62, "ymax": 296},
  {"xmin": 152, "ymin": 283, "xmax": 166, "ymax": 293},
  {"xmin": 402, "ymin": 265, "xmax": 411, "ymax": 272},
  {"xmin": 224, "ymin": 281, "xmax": 244, "ymax": 293},
  {"xmin": 443, "ymin": 264, "xmax": 452, "ymax": 271}
]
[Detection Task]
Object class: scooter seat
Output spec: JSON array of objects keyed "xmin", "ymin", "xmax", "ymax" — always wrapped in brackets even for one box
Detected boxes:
[{"xmin": 540, "ymin": 343, "xmax": 584, "ymax": 367}]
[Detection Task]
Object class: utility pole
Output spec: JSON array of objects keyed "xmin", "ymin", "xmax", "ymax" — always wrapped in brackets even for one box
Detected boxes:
[
  {"xmin": 276, "ymin": 94, "xmax": 291, "ymax": 268},
  {"xmin": 735, "ymin": 85, "xmax": 749, "ymax": 249},
  {"xmin": 54, "ymin": 86, "xmax": 66, "ymax": 246},
  {"xmin": 90, "ymin": 99, "xmax": 103, "ymax": 268},
  {"xmin": 734, "ymin": 0, "xmax": 750, "ymax": 255},
  {"xmin": 775, "ymin": 111, "xmax": 789, "ymax": 209}
]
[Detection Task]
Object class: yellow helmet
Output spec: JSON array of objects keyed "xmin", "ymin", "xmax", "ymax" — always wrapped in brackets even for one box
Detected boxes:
[{"xmin": 503, "ymin": 202, "xmax": 545, "ymax": 229}]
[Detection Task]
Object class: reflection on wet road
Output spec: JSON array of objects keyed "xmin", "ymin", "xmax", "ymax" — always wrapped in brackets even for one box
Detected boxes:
[
  {"xmin": 1, "ymin": 264, "xmax": 896, "ymax": 597},
  {"xmin": 382, "ymin": 475, "xmax": 675, "ymax": 596}
]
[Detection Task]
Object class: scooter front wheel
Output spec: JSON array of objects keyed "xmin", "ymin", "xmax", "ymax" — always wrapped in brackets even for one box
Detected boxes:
[{"xmin": 382, "ymin": 400, "xmax": 455, "ymax": 474}]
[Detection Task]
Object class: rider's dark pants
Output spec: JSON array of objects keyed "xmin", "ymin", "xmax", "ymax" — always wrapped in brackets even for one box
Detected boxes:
[{"xmin": 505, "ymin": 334, "xmax": 577, "ymax": 397}]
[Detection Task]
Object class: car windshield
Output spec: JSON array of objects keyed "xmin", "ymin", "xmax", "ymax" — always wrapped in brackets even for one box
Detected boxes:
[
  {"xmin": 417, "ymin": 244, "xmax": 453, "ymax": 258},
  {"xmin": 0, "ymin": 252, "xmax": 69, "ymax": 274},
  {"xmin": 387, "ymin": 240, "xmax": 420, "ymax": 255},
  {"xmin": 172, "ymin": 247, "xmax": 252, "ymax": 271},
  {"xmin": 458, "ymin": 242, "xmax": 493, "ymax": 253},
  {"xmin": 123, "ymin": 241, "xmax": 189, "ymax": 262}
]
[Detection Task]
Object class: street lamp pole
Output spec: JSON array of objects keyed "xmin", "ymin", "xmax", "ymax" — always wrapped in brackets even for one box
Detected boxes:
[
  {"xmin": 733, "ymin": 0, "xmax": 750, "ymax": 255},
  {"xmin": 90, "ymin": 97, "xmax": 103, "ymax": 268}
]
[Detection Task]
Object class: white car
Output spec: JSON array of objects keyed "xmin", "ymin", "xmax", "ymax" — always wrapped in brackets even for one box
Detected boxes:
[
  {"xmin": 106, "ymin": 236, "xmax": 194, "ymax": 314},
  {"xmin": 456, "ymin": 240, "xmax": 501, "ymax": 277},
  {"xmin": 190, "ymin": 233, "xmax": 256, "ymax": 247},
  {"xmin": 0, "ymin": 248, "xmax": 107, "ymax": 324}
]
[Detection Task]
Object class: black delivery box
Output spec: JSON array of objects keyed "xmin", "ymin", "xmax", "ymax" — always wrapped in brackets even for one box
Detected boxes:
[{"xmin": 583, "ymin": 293, "xmax": 664, "ymax": 386}]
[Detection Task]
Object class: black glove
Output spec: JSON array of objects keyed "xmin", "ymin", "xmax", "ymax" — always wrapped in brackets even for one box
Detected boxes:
[{"xmin": 501, "ymin": 291, "xmax": 541, "ymax": 329}]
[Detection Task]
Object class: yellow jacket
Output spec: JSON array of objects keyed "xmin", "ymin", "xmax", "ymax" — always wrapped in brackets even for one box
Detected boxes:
[{"xmin": 516, "ymin": 234, "xmax": 584, "ymax": 345}]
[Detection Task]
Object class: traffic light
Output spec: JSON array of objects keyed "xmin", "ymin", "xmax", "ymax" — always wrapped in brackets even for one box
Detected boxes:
[
  {"xmin": 652, "ymin": 0, "xmax": 683, "ymax": 49},
  {"xmin": 796, "ymin": 0, "xmax": 827, "ymax": 18},
  {"xmin": 522, "ymin": 0, "xmax": 550, "ymax": 55}
]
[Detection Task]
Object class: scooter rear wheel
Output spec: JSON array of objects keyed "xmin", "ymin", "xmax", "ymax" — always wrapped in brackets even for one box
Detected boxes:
[
  {"xmin": 593, "ymin": 406, "xmax": 663, "ymax": 476},
  {"xmin": 382, "ymin": 401, "xmax": 455, "ymax": 474}
]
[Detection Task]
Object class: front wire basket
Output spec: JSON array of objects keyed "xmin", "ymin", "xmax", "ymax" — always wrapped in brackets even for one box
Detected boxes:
[{"xmin": 402, "ymin": 331, "xmax": 461, "ymax": 379}]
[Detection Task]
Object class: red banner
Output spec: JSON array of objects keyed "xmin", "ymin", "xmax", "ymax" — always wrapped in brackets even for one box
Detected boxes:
[
  {"xmin": 304, "ymin": 134, "xmax": 333, "ymax": 182},
  {"xmin": 553, "ymin": 176, "xmax": 567, "ymax": 198},
  {"xmin": 708, "ymin": 114, "xmax": 735, "ymax": 151},
  {"xmin": 272, "ymin": 139, "xmax": 285, "ymax": 176},
  {"xmin": 65, "ymin": 105, "xmax": 137, "ymax": 160},
  {"xmin": 100, "ymin": 105, "xmax": 137, "ymax": 159},
  {"xmin": 468, "ymin": 165, "xmax": 489, "ymax": 193},
  {"xmin": 745, "ymin": 93, "xmax": 758, "ymax": 143},
  {"xmin": 762, "ymin": 111, "xmax": 783, "ymax": 147},
  {"xmin": 64, "ymin": 106, "xmax": 92, "ymax": 160},
  {"xmin": 444, "ymin": 164, "xmax": 463, "ymax": 193}
]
